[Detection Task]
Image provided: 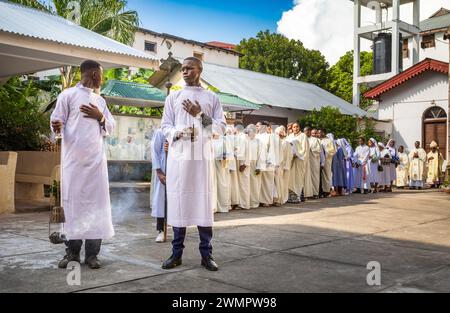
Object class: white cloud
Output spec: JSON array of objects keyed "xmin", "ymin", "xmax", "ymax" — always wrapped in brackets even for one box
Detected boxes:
[{"xmin": 277, "ymin": 0, "xmax": 450, "ymax": 65}]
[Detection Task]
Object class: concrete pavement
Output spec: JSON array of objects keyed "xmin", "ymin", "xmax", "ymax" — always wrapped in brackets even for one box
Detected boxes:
[{"xmin": 1, "ymin": 189, "xmax": 450, "ymax": 293}]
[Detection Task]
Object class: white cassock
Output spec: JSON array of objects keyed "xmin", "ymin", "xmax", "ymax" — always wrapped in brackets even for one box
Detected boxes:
[
  {"xmin": 353, "ymin": 145, "xmax": 370, "ymax": 190},
  {"xmin": 258, "ymin": 133, "xmax": 280, "ymax": 205},
  {"xmin": 161, "ymin": 86, "xmax": 226, "ymax": 227},
  {"xmin": 409, "ymin": 148, "xmax": 427, "ymax": 188},
  {"xmin": 248, "ymin": 137, "xmax": 263, "ymax": 208},
  {"xmin": 321, "ymin": 137, "xmax": 337, "ymax": 193},
  {"xmin": 50, "ymin": 83, "xmax": 115, "ymax": 240},
  {"xmin": 236, "ymin": 132, "xmax": 251, "ymax": 209},
  {"xmin": 287, "ymin": 133, "xmax": 309, "ymax": 197},
  {"xmin": 212, "ymin": 135, "xmax": 231, "ymax": 213},
  {"xmin": 274, "ymin": 138, "xmax": 293, "ymax": 205},
  {"xmin": 307, "ymin": 137, "xmax": 322, "ymax": 197},
  {"xmin": 227, "ymin": 134, "xmax": 240, "ymax": 206},
  {"xmin": 396, "ymin": 152, "xmax": 410, "ymax": 187}
]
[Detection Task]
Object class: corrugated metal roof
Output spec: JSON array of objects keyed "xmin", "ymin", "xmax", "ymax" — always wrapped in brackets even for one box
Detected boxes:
[
  {"xmin": 0, "ymin": 0, "xmax": 156, "ymax": 61},
  {"xmin": 101, "ymin": 80, "xmax": 261, "ymax": 110},
  {"xmin": 420, "ymin": 12, "xmax": 450, "ymax": 32},
  {"xmin": 101, "ymin": 80, "xmax": 166, "ymax": 102},
  {"xmin": 201, "ymin": 62, "xmax": 367, "ymax": 116}
]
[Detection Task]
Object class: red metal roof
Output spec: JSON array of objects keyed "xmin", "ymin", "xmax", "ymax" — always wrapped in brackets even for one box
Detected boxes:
[
  {"xmin": 364, "ymin": 58, "xmax": 449, "ymax": 99},
  {"xmin": 205, "ymin": 41, "xmax": 237, "ymax": 51}
]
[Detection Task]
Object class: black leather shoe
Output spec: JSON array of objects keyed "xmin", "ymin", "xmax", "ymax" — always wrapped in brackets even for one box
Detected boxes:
[
  {"xmin": 162, "ymin": 255, "xmax": 182, "ymax": 269},
  {"xmin": 58, "ymin": 249, "xmax": 80, "ymax": 269},
  {"xmin": 85, "ymin": 256, "xmax": 101, "ymax": 269},
  {"xmin": 201, "ymin": 256, "xmax": 219, "ymax": 271}
]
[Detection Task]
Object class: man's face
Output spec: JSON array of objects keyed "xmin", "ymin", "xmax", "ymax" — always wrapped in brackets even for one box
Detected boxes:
[
  {"xmin": 398, "ymin": 146, "xmax": 404, "ymax": 153},
  {"xmin": 311, "ymin": 129, "xmax": 317, "ymax": 138},
  {"xmin": 432, "ymin": 147, "xmax": 437, "ymax": 152},
  {"xmin": 415, "ymin": 141, "xmax": 420, "ymax": 149},
  {"xmin": 292, "ymin": 123, "xmax": 300, "ymax": 134},
  {"xmin": 389, "ymin": 140, "xmax": 395, "ymax": 147},
  {"xmin": 182, "ymin": 60, "xmax": 201, "ymax": 85},
  {"xmin": 318, "ymin": 130, "xmax": 324, "ymax": 138},
  {"xmin": 304, "ymin": 128, "xmax": 311, "ymax": 137},
  {"xmin": 359, "ymin": 138, "xmax": 365, "ymax": 146}
]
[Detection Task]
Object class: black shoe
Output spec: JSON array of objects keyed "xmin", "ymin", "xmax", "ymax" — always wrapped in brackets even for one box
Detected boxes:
[
  {"xmin": 201, "ymin": 256, "xmax": 219, "ymax": 271},
  {"xmin": 58, "ymin": 249, "xmax": 80, "ymax": 269},
  {"xmin": 363, "ymin": 189, "xmax": 370, "ymax": 194},
  {"xmin": 162, "ymin": 255, "xmax": 182, "ymax": 269},
  {"xmin": 355, "ymin": 188, "xmax": 361, "ymax": 194},
  {"xmin": 85, "ymin": 256, "xmax": 101, "ymax": 269}
]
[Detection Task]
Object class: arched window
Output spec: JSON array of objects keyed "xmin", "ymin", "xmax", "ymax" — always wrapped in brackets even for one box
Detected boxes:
[{"xmin": 423, "ymin": 107, "xmax": 447, "ymax": 120}]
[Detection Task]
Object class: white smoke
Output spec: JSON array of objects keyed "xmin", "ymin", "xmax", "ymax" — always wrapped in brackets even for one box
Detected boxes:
[{"xmin": 277, "ymin": 0, "xmax": 450, "ymax": 65}]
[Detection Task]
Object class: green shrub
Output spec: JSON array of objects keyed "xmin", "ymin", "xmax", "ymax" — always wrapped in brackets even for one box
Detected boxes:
[{"xmin": 0, "ymin": 77, "xmax": 51, "ymax": 151}]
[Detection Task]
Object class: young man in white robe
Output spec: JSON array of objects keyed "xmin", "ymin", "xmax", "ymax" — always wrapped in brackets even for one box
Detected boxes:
[
  {"xmin": 212, "ymin": 132, "xmax": 231, "ymax": 213},
  {"xmin": 257, "ymin": 122, "xmax": 280, "ymax": 207},
  {"xmin": 320, "ymin": 131, "xmax": 337, "ymax": 197},
  {"xmin": 308, "ymin": 129, "xmax": 322, "ymax": 199},
  {"xmin": 287, "ymin": 123, "xmax": 309, "ymax": 203},
  {"xmin": 303, "ymin": 127, "xmax": 316, "ymax": 199},
  {"xmin": 235, "ymin": 124, "xmax": 251, "ymax": 209},
  {"xmin": 409, "ymin": 141, "xmax": 427, "ymax": 190},
  {"xmin": 226, "ymin": 126, "xmax": 240, "ymax": 209},
  {"xmin": 247, "ymin": 125, "xmax": 263, "ymax": 208},
  {"xmin": 395, "ymin": 145, "xmax": 409, "ymax": 188},
  {"xmin": 274, "ymin": 126, "xmax": 292, "ymax": 206},
  {"xmin": 354, "ymin": 137, "xmax": 370, "ymax": 194},
  {"xmin": 160, "ymin": 57, "xmax": 226, "ymax": 271},
  {"xmin": 51, "ymin": 60, "xmax": 115, "ymax": 270}
]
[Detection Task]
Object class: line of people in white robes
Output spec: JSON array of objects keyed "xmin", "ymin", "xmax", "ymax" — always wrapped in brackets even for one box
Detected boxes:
[{"xmin": 211, "ymin": 122, "xmax": 447, "ymax": 213}]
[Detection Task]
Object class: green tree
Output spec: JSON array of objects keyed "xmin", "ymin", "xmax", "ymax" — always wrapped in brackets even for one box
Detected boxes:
[
  {"xmin": 299, "ymin": 106, "xmax": 381, "ymax": 147},
  {"xmin": 236, "ymin": 30, "xmax": 329, "ymax": 89},
  {"xmin": 327, "ymin": 50, "xmax": 373, "ymax": 109},
  {"xmin": 11, "ymin": 0, "xmax": 140, "ymax": 89},
  {"xmin": 0, "ymin": 78, "xmax": 51, "ymax": 151}
]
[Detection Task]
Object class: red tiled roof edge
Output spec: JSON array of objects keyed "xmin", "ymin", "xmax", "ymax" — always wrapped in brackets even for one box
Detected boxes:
[{"xmin": 364, "ymin": 58, "xmax": 449, "ymax": 99}]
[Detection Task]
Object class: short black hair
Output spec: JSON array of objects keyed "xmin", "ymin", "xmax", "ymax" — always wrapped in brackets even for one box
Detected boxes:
[
  {"xmin": 261, "ymin": 121, "xmax": 271, "ymax": 126},
  {"xmin": 80, "ymin": 60, "xmax": 101, "ymax": 74},
  {"xmin": 184, "ymin": 57, "xmax": 203, "ymax": 70}
]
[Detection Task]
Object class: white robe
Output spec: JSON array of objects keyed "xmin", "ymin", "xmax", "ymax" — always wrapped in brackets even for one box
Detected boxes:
[
  {"xmin": 396, "ymin": 152, "xmax": 409, "ymax": 187},
  {"xmin": 213, "ymin": 135, "xmax": 231, "ymax": 213},
  {"xmin": 287, "ymin": 133, "xmax": 309, "ymax": 196},
  {"xmin": 226, "ymin": 134, "xmax": 240, "ymax": 206},
  {"xmin": 274, "ymin": 138, "xmax": 293, "ymax": 205},
  {"xmin": 307, "ymin": 137, "xmax": 322, "ymax": 197},
  {"xmin": 409, "ymin": 148, "xmax": 427, "ymax": 186},
  {"xmin": 321, "ymin": 138, "xmax": 336, "ymax": 193},
  {"xmin": 248, "ymin": 137, "xmax": 263, "ymax": 208},
  {"xmin": 258, "ymin": 133, "xmax": 280, "ymax": 205},
  {"xmin": 236, "ymin": 133, "xmax": 251, "ymax": 209},
  {"xmin": 161, "ymin": 86, "xmax": 226, "ymax": 227},
  {"xmin": 50, "ymin": 84, "xmax": 115, "ymax": 240},
  {"xmin": 354, "ymin": 145, "xmax": 370, "ymax": 190}
]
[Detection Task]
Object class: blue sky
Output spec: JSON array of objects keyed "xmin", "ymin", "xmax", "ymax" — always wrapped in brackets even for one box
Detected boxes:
[{"xmin": 127, "ymin": 0, "xmax": 294, "ymax": 44}]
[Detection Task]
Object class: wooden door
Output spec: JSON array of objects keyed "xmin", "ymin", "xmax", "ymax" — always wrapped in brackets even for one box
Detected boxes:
[{"xmin": 423, "ymin": 120, "xmax": 447, "ymax": 154}]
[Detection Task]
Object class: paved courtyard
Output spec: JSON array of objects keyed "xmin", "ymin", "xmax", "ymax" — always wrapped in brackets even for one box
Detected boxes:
[{"xmin": 1, "ymin": 189, "xmax": 450, "ymax": 293}]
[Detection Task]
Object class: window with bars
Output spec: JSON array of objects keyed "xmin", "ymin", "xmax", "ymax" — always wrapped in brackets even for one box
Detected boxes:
[{"xmin": 144, "ymin": 41, "xmax": 157, "ymax": 53}]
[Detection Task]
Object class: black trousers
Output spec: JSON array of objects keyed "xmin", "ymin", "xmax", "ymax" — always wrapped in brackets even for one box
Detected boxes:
[
  {"xmin": 172, "ymin": 226, "xmax": 213, "ymax": 259},
  {"xmin": 156, "ymin": 217, "xmax": 165, "ymax": 232},
  {"xmin": 65, "ymin": 239, "xmax": 102, "ymax": 258}
]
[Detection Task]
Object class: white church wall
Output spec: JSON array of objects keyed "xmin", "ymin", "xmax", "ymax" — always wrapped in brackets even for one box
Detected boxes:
[{"xmin": 377, "ymin": 71, "xmax": 448, "ymax": 152}]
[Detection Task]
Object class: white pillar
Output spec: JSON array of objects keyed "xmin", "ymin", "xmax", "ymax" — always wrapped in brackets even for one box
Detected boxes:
[
  {"xmin": 391, "ymin": 0, "xmax": 400, "ymax": 75},
  {"xmin": 353, "ymin": 0, "xmax": 361, "ymax": 106},
  {"xmin": 412, "ymin": 0, "xmax": 420, "ymax": 64}
]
